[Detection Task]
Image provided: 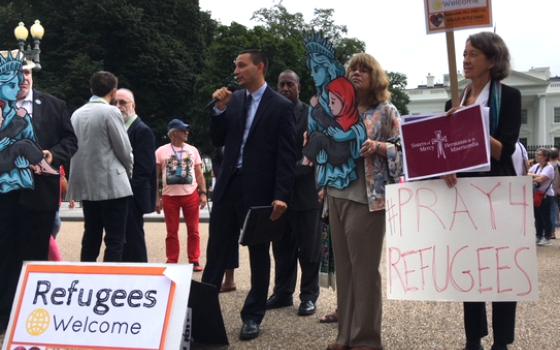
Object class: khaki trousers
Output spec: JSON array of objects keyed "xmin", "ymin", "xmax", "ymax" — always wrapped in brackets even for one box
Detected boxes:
[{"xmin": 328, "ymin": 195, "xmax": 385, "ymax": 348}]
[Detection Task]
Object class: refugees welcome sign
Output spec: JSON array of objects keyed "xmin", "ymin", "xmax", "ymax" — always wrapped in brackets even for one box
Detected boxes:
[
  {"xmin": 385, "ymin": 176, "xmax": 538, "ymax": 301},
  {"xmin": 2, "ymin": 263, "xmax": 192, "ymax": 350}
]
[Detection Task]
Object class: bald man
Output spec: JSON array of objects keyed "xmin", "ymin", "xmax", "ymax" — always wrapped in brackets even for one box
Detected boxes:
[
  {"xmin": 115, "ymin": 88, "xmax": 156, "ymax": 262},
  {"xmin": 266, "ymin": 70, "xmax": 321, "ymax": 316}
]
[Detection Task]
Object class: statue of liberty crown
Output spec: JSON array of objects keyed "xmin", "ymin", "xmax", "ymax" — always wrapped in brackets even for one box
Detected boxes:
[
  {"xmin": 304, "ymin": 32, "xmax": 336, "ymax": 60},
  {"xmin": 0, "ymin": 49, "xmax": 24, "ymax": 75}
]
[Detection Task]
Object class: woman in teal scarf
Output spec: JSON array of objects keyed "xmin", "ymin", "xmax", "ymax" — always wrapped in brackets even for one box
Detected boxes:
[{"xmin": 443, "ymin": 32, "xmax": 521, "ymax": 350}]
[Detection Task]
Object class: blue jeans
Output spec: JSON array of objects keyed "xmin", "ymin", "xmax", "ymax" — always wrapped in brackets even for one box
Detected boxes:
[{"xmin": 535, "ymin": 196, "xmax": 554, "ymax": 240}]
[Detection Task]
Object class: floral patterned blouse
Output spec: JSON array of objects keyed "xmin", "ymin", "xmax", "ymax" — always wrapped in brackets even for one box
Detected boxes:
[{"xmin": 362, "ymin": 101, "xmax": 403, "ymax": 211}]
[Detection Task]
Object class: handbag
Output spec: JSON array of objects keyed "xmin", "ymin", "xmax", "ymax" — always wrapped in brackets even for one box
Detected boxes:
[
  {"xmin": 533, "ymin": 164, "xmax": 552, "ymax": 208},
  {"xmin": 534, "ymin": 190, "xmax": 546, "ymax": 208}
]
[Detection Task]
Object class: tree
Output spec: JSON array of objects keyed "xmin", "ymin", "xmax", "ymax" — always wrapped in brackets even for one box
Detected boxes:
[
  {"xmin": 0, "ymin": 1, "xmax": 411, "ymax": 153},
  {"xmin": 194, "ymin": 4, "xmax": 415, "ymax": 153},
  {"xmin": 387, "ymin": 71, "xmax": 410, "ymax": 115},
  {"xmin": 0, "ymin": 0, "xmax": 207, "ymax": 146},
  {"xmin": 249, "ymin": 4, "xmax": 365, "ymax": 102},
  {"xmin": 251, "ymin": 5, "xmax": 308, "ymax": 39},
  {"xmin": 309, "ymin": 9, "xmax": 347, "ymax": 43}
]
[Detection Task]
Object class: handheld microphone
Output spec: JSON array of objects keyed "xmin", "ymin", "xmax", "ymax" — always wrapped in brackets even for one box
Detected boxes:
[
  {"xmin": 205, "ymin": 97, "xmax": 220, "ymax": 110},
  {"xmin": 205, "ymin": 77, "xmax": 239, "ymax": 109}
]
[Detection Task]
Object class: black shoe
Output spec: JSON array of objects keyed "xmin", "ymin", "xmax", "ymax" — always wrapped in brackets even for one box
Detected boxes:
[
  {"xmin": 239, "ymin": 320, "xmax": 260, "ymax": 341},
  {"xmin": 490, "ymin": 344, "xmax": 508, "ymax": 350},
  {"xmin": 298, "ymin": 300, "xmax": 316, "ymax": 316},
  {"xmin": 465, "ymin": 340, "xmax": 483, "ymax": 350},
  {"xmin": 265, "ymin": 294, "xmax": 293, "ymax": 309}
]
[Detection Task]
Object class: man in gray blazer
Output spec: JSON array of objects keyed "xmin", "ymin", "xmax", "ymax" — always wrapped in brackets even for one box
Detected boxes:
[{"xmin": 67, "ymin": 71, "xmax": 133, "ymax": 262}]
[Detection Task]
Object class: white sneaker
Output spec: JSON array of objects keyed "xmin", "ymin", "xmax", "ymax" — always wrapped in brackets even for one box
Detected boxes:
[
  {"xmin": 537, "ymin": 238, "xmax": 545, "ymax": 246},
  {"xmin": 542, "ymin": 238, "xmax": 553, "ymax": 246}
]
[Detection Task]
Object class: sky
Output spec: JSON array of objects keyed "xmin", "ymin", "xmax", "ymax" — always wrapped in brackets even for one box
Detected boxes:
[{"xmin": 199, "ymin": 0, "xmax": 560, "ymax": 88}]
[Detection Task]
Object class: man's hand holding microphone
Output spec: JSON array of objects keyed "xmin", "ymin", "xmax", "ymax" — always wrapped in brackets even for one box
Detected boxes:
[{"xmin": 212, "ymin": 87, "xmax": 233, "ymax": 112}]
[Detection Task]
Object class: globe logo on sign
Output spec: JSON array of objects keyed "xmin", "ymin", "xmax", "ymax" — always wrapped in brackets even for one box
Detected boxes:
[{"xmin": 26, "ymin": 308, "xmax": 50, "ymax": 336}]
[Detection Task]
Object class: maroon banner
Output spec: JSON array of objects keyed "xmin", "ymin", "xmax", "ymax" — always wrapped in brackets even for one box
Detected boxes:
[{"xmin": 401, "ymin": 105, "xmax": 489, "ymax": 180}]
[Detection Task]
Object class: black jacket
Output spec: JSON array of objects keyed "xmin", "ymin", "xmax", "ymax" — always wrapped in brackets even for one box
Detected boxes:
[
  {"xmin": 19, "ymin": 90, "xmax": 77, "ymax": 210},
  {"xmin": 290, "ymin": 100, "xmax": 320, "ymax": 211},
  {"xmin": 128, "ymin": 117, "xmax": 157, "ymax": 213},
  {"xmin": 446, "ymin": 82, "xmax": 521, "ymax": 177},
  {"xmin": 211, "ymin": 86, "xmax": 297, "ymax": 208}
]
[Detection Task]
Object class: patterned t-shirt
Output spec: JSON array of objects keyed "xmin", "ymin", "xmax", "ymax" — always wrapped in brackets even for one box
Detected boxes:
[{"xmin": 155, "ymin": 143, "xmax": 202, "ymax": 196}]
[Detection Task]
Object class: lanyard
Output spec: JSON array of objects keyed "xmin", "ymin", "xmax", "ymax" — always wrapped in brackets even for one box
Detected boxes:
[{"xmin": 170, "ymin": 144, "xmax": 184, "ymax": 162}]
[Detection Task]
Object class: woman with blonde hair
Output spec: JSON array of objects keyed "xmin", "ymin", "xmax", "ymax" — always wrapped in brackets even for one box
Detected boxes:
[{"xmin": 326, "ymin": 52, "xmax": 401, "ymax": 350}]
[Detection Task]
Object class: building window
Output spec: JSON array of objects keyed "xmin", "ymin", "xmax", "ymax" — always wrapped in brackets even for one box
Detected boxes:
[
  {"xmin": 555, "ymin": 137, "xmax": 560, "ymax": 147},
  {"xmin": 520, "ymin": 109, "xmax": 527, "ymax": 124},
  {"xmin": 555, "ymin": 107, "xmax": 560, "ymax": 123}
]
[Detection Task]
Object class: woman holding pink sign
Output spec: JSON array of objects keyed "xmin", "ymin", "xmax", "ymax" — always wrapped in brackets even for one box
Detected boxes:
[{"xmin": 442, "ymin": 32, "xmax": 521, "ymax": 350}]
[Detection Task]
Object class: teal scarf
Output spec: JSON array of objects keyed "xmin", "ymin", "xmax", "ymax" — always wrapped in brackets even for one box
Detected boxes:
[{"xmin": 463, "ymin": 80, "xmax": 502, "ymax": 135}]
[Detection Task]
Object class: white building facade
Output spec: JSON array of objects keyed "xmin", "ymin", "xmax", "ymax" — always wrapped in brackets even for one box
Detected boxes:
[{"xmin": 406, "ymin": 68, "xmax": 560, "ymax": 146}]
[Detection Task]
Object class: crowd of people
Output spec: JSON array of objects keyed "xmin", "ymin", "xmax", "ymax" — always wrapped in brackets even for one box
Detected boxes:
[
  {"xmin": 0, "ymin": 67, "xmax": 207, "ymax": 334},
  {"xmin": 0, "ymin": 30, "xmax": 545, "ymax": 350}
]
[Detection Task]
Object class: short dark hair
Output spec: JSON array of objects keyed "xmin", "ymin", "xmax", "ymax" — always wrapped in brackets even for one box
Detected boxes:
[
  {"xmin": 550, "ymin": 147, "xmax": 559, "ymax": 160},
  {"xmin": 90, "ymin": 71, "xmax": 118, "ymax": 97},
  {"xmin": 240, "ymin": 49, "xmax": 268, "ymax": 75},
  {"xmin": 467, "ymin": 32, "xmax": 511, "ymax": 81},
  {"xmin": 537, "ymin": 147, "xmax": 551, "ymax": 161},
  {"xmin": 279, "ymin": 69, "xmax": 300, "ymax": 83}
]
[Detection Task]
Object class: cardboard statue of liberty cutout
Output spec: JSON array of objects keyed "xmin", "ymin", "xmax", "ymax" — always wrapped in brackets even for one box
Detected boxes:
[
  {"xmin": 0, "ymin": 50, "xmax": 55, "ymax": 193},
  {"xmin": 303, "ymin": 33, "xmax": 366, "ymax": 190}
]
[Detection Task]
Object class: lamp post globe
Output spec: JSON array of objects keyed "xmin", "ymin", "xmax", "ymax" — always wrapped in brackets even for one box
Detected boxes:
[
  {"xmin": 14, "ymin": 22, "xmax": 29, "ymax": 41},
  {"xmin": 30, "ymin": 20, "xmax": 45, "ymax": 40}
]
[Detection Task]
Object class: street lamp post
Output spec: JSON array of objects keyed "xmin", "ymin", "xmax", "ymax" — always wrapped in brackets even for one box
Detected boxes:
[{"xmin": 13, "ymin": 20, "xmax": 45, "ymax": 71}]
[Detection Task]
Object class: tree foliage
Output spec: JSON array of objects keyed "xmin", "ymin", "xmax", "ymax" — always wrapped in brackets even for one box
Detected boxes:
[
  {"xmin": 0, "ymin": 0, "xmax": 206, "ymax": 146},
  {"xmin": 387, "ymin": 71, "xmax": 410, "ymax": 115},
  {"xmin": 0, "ymin": 1, "xmax": 410, "ymax": 153}
]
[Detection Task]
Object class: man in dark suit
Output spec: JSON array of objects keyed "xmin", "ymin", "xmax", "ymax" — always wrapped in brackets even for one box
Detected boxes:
[
  {"xmin": 201, "ymin": 49, "xmax": 297, "ymax": 341},
  {"xmin": 115, "ymin": 88, "xmax": 156, "ymax": 262},
  {"xmin": 0, "ymin": 61, "xmax": 77, "ymax": 331},
  {"xmin": 266, "ymin": 70, "xmax": 321, "ymax": 317}
]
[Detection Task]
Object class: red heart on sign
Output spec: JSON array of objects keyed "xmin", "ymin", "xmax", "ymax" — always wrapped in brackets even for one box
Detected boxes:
[{"xmin": 430, "ymin": 13, "xmax": 444, "ymax": 27}]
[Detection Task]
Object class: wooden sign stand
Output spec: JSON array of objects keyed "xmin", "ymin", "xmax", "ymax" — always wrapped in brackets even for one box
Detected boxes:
[{"xmin": 446, "ymin": 31, "xmax": 460, "ymax": 108}]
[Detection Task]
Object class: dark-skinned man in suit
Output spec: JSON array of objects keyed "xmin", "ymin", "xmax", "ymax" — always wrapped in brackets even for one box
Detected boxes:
[
  {"xmin": 266, "ymin": 70, "xmax": 321, "ymax": 317},
  {"xmin": 201, "ymin": 49, "xmax": 297, "ymax": 341},
  {"xmin": 115, "ymin": 88, "xmax": 156, "ymax": 263}
]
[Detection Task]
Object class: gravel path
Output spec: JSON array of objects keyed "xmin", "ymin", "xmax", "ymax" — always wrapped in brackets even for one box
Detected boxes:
[{"xmin": 2, "ymin": 221, "xmax": 559, "ymax": 350}]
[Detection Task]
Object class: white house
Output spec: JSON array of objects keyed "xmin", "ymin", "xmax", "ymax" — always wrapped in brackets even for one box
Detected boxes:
[{"xmin": 406, "ymin": 67, "xmax": 560, "ymax": 146}]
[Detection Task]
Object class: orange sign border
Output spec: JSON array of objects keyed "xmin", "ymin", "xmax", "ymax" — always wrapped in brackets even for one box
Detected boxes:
[
  {"xmin": 424, "ymin": 0, "xmax": 493, "ymax": 34},
  {"xmin": 6, "ymin": 264, "xmax": 177, "ymax": 350}
]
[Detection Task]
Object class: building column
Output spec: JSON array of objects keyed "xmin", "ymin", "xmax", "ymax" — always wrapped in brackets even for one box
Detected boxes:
[{"xmin": 537, "ymin": 94, "xmax": 547, "ymax": 145}]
